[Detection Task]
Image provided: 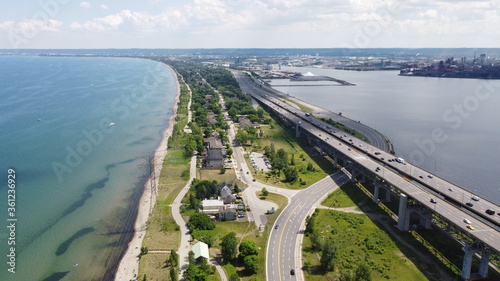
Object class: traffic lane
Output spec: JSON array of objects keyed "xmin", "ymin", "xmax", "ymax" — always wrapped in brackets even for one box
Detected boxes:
[
  {"xmin": 319, "ymin": 137, "xmax": 500, "ymax": 250},
  {"xmin": 267, "ymin": 174, "xmax": 347, "ymax": 281}
]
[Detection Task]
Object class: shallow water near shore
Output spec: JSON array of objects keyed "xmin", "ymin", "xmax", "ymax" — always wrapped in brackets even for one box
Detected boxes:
[{"xmin": 0, "ymin": 56, "xmax": 177, "ymax": 280}]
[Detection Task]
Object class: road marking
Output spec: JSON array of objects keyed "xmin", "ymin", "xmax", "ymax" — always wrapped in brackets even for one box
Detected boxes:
[{"xmin": 277, "ymin": 203, "xmax": 302, "ymax": 281}]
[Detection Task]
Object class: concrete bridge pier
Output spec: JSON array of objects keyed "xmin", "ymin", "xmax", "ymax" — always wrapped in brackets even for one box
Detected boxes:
[
  {"xmin": 333, "ymin": 155, "xmax": 338, "ymax": 168},
  {"xmin": 419, "ymin": 215, "xmax": 432, "ymax": 229},
  {"xmin": 373, "ymin": 183, "xmax": 380, "ymax": 203},
  {"xmin": 479, "ymin": 250, "xmax": 490, "ymax": 278},
  {"xmin": 397, "ymin": 194, "xmax": 410, "ymax": 231},
  {"xmin": 385, "ymin": 187, "xmax": 391, "ymax": 202},
  {"xmin": 295, "ymin": 123, "xmax": 300, "ymax": 138},
  {"xmin": 461, "ymin": 244, "xmax": 475, "ymax": 280}
]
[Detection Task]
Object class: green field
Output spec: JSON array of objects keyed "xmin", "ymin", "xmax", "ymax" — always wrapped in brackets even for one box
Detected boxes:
[
  {"xmin": 303, "ymin": 208, "xmax": 429, "ymax": 281},
  {"xmin": 243, "ymin": 122, "xmax": 335, "ymax": 190}
]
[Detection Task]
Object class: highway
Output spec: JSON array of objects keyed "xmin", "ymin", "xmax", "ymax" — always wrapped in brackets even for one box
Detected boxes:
[
  {"xmin": 267, "ymin": 173, "xmax": 349, "ymax": 281},
  {"xmin": 237, "ymin": 71, "xmax": 392, "ymax": 152},
  {"xmin": 231, "ymin": 70, "xmax": 500, "ymax": 277},
  {"xmin": 233, "ymin": 72, "xmax": 500, "ymax": 225}
]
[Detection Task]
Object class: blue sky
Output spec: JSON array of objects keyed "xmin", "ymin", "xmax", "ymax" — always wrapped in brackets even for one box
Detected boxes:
[{"xmin": 1, "ymin": 0, "xmax": 499, "ymax": 49}]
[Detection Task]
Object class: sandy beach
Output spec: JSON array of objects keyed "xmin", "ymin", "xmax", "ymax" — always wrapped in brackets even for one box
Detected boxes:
[{"xmin": 114, "ymin": 65, "xmax": 181, "ymax": 281}]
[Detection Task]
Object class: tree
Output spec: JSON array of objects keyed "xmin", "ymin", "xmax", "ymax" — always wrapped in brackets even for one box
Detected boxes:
[
  {"xmin": 339, "ymin": 270, "xmax": 355, "ymax": 281},
  {"xmin": 192, "ymin": 230, "xmax": 216, "ymax": 247},
  {"xmin": 226, "ymin": 148, "xmax": 233, "ymax": 156},
  {"xmin": 170, "ymin": 267, "xmax": 178, "ymax": 281},
  {"xmin": 220, "ymin": 168, "xmax": 226, "ymax": 174},
  {"xmin": 188, "ymin": 213, "xmax": 215, "ymax": 233},
  {"xmin": 187, "ymin": 250, "xmax": 196, "ymax": 265},
  {"xmin": 239, "ymin": 240, "xmax": 259, "ymax": 258},
  {"xmin": 168, "ymin": 249, "xmax": 179, "ymax": 268},
  {"xmin": 243, "ymin": 255, "xmax": 259, "ymax": 273},
  {"xmin": 305, "ymin": 215, "xmax": 315, "ymax": 235},
  {"xmin": 189, "ymin": 194, "xmax": 200, "ymax": 210},
  {"xmin": 320, "ymin": 240, "xmax": 338, "ymax": 271},
  {"xmin": 199, "ymin": 257, "xmax": 212, "ymax": 275},
  {"xmin": 284, "ymin": 167, "xmax": 298, "ymax": 183},
  {"xmin": 235, "ymin": 130, "xmax": 248, "ymax": 145},
  {"xmin": 261, "ymin": 188, "xmax": 269, "ymax": 197},
  {"xmin": 221, "ymin": 232, "xmax": 238, "ymax": 261},
  {"xmin": 354, "ymin": 263, "xmax": 372, "ymax": 281},
  {"xmin": 229, "ymin": 273, "xmax": 240, "ymax": 281}
]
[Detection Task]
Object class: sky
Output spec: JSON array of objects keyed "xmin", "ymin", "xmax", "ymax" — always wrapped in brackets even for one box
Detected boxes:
[{"xmin": 0, "ymin": 0, "xmax": 499, "ymax": 49}]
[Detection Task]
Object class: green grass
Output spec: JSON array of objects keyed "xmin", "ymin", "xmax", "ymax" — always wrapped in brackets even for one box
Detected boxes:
[
  {"xmin": 303, "ymin": 209, "xmax": 429, "ymax": 281},
  {"xmin": 243, "ymin": 122, "xmax": 335, "ymax": 190},
  {"xmin": 219, "ymin": 192, "xmax": 288, "ymax": 281},
  {"xmin": 138, "ymin": 72, "xmax": 192, "ymax": 280}
]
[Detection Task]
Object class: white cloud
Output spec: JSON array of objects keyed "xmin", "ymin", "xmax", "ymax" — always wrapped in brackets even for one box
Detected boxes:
[
  {"xmin": 80, "ymin": 2, "xmax": 92, "ymax": 9},
  {"xmin": 70, "ymin": 9, "xmax": 186, "ymax": 32},
  {"xmin": 0, "ymin": 19, "xmax": 62, "ymax": 34},
  {"xmin": 100, "ymin": 4, "xmax": 109, "ymax": 10},
  {"xmin": 419, "ymin": 9, "xmax": 438, "ymax": 18}
]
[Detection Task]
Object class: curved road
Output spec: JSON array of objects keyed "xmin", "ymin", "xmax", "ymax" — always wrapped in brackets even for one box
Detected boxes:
[
  {"xmin": 232, "ymin": 70, "xmax": 392, "ymax": 152},
  {"xmin": 267, "ymin": 172, "xmax": 349, "ymax": 281}
]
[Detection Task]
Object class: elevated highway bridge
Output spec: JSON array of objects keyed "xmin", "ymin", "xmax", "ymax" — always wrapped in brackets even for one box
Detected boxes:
[{"xmin": 233, "ymin": 70, "xmax": 500, "ymax": 280}]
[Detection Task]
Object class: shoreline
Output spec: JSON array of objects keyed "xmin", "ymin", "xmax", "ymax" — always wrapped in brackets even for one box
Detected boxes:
[{"xmin": 113, "ymin": 64, "xmax": 181, "ymax": 281}]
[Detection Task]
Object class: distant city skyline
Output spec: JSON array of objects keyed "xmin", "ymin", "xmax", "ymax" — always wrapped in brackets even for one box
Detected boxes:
[{"xmin": 1, "ymin": 0, "xmax": 499, "ymax": 49}]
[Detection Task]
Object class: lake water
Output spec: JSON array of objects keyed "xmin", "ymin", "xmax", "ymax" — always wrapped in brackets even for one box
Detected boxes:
[
  {"xmin": 271, "ymin": 66, "xmax": 500, "ymax": 204},
  {"xmin": 0, "ymin": 56, "xmax": 177, "ymax": 280}
]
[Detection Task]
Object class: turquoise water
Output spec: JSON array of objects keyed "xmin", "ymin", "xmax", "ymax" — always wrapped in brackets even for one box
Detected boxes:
[{"xmin": 0, "ymin": 56, "xmax": 177, "ymax": 280}]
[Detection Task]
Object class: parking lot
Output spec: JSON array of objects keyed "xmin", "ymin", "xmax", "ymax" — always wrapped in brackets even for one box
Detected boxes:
[{"xmin": 249, "ymin": 152, "xmax": 272, "ymax": 172}]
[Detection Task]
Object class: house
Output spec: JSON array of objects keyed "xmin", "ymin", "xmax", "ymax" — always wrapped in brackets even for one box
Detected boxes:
[
  {"xmin": 192, "ymin": 241, "xmax": 210, "ymax": 260},
  {"xmin": 205, "ymin": 150, "xmax": 224, "ymax": 169},
  {"xmin": 204, "ymin": 136, "xmax": 224, "ymax": 150},
  {"xmin": 238, "ymin": 116, "xmax": 253, "ymax": 129},
  {"xmin": 201, "ymin": 199, "xmax": 224, "ymax": 215},
  {"xmin": 220, "ymin": 184, "xmax": 236, "ymax": 204},
  {"xmin": 219, "ymin": 204, "xmax": 238, "ymax": 221}
]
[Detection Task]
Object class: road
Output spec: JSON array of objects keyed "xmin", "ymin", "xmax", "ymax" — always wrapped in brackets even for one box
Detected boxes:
[
  {"xmin": 231, "ymin": 70, "xmax": 500, "ymax": 262},
  {"xmin": 232, "ymin": 70, "xmax": 391, "ymax": 152},
  {"xmin": 267, "ymin": 172, "xmax": 349, "ymax": 281}
]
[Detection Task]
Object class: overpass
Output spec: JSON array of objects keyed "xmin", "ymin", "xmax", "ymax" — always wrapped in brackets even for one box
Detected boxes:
[{"xmin": 233, "ymin": 70, "xmax": 500, "ymax": 280}]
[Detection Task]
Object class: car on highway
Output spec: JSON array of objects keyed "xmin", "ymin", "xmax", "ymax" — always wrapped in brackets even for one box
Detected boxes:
[
  {"xmin": 466, "ymin": 202, "xmax": 473, "ymax": 207},
  {"xmin": 466, "ymin": 225, "xmax": 475, "ymax": 230},
  {"xmin": 419, "ymin": 175, "xmax": 423, "ymax": 179},
  {"xmin": 430, "ymin": 198, "xmax": 437, "ymax": 204},
  {"xmin": 274, "ymin": 224, "xmax": 279, "ymax": 229},
  {"xmin": 428, "ymin": 175, "xmax": 433, "ymax": 179},
  {"xmin": 471, "ymin": 196, "xmax": 480, "ymax": 201},
  {"xmin": 448, "ymin": 188, "xmax": 453, "ymax": 192},
  {"xmin": 486, "ymin": 209, "xmax": 496, "ymax": 215},
  {"xmin": 464, "ymin": 218, "xmax": 471, "ymax": 224},
  {"xmin": 290, "ymin": 269, "xmax": 295, "ymax": 275}
]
